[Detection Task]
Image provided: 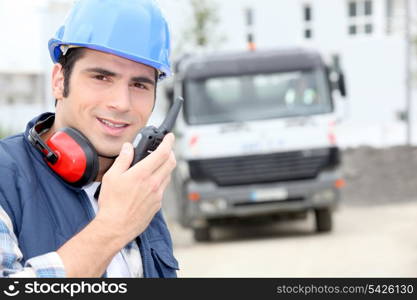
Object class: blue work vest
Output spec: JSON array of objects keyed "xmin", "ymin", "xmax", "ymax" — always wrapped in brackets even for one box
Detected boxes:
[{"xmin": 0, "ymin": 113, "xmax": 179, "ymax": 278}]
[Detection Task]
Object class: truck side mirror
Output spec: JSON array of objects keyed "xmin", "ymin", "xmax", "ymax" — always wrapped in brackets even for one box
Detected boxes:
[
  {"xmin": 326, "ymin": 66, "xmax": 347, "ymax": 99},
  {"xmin": 338, "ymin": 72, "xmax": 347, "ymax": 98},
  {"xmin": 329, "ymin": 54, "xmax": 347, "ymax": 98},
  {"xmin": 164, "ymin": 86, "xmax": 174, "ymax": 106}
]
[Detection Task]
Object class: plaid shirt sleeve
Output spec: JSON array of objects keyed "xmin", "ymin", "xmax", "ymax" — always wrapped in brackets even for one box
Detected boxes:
[{"xmin": 0, "ymin": 206, "xmax": 66, "ymax": 278}]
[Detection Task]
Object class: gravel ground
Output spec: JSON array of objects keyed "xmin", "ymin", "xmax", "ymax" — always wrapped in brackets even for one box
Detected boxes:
[
  {"xmin": 341, "ymin": 146, "xmax": 417, "ymax": 205},
  {"xmin": 173, "ymin": 201, "xmax": 417, "ymax": 277}
]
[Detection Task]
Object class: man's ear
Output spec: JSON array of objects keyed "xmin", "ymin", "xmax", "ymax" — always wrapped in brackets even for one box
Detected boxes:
[{"xmin": 51, "ymin": 64, "xmax": 65, "ymax": 100}]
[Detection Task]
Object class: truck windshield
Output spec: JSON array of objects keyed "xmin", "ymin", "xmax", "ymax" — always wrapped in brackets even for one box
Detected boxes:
[{"xmin": 184, "ymin": 69, "xmax": 332, "ymax": 125}]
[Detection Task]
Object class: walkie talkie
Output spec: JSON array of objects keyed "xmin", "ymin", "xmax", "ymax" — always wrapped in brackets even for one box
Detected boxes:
[
  {"xmin": 131, "ymin": 96, "xmax": 183, "ymax": 166},
  {"xmin": 94, "ymin": 96, "xmax": 183, "ymax": 200}
]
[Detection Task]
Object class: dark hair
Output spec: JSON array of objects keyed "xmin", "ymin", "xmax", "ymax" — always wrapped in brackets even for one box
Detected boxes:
[{"xmin": 57, "ymin": 48, "xmax": 87, "ymax": 98}]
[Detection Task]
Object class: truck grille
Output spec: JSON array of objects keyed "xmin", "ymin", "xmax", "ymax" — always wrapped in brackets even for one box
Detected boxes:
[{"xmin": 188, "ymin": 147, "xmax": 339, "ymax": 186}]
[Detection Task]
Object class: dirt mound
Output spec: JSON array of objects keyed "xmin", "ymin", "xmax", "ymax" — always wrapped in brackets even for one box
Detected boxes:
[{"xmin": 341, "ymin": 146, "xmax": 417, "ymax": 205}]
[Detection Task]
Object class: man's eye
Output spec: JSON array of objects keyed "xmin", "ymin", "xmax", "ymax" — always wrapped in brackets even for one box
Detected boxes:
[
  {"xmin": 93, "ymin": 75, "xmax": 107, "ymax": 81},
  {"xmin": 133, "ymin": 82, "xmax": 147, "ymax": 90}
]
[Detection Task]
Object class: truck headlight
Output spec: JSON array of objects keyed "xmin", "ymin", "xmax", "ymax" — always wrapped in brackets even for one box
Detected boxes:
[
  {"xmin": 199, "ymin": 198, "xmax": 227, "ymax": 212},
  {"xmin": 177, "ymin": 160, "xmax": 190, "ymax": 179},
  {"xmin": 312, "ymin": 189, "xmax": 336, "ymax": 203}
]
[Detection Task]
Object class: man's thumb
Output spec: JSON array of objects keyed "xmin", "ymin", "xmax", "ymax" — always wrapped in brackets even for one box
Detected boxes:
[{"xmin": 108, "ymin": 142, "xmax": 134, "ymax": 174}]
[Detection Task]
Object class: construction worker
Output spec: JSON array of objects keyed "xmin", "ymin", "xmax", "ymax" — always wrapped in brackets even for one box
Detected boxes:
[{"xmin": 0, "ymin": 0, "xmax": 179, "ymax": 277}]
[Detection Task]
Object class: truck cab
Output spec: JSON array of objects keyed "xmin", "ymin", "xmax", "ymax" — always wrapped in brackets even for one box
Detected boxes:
[{"xmin": 167, "ymin": 48, "xmax": 346, "ymax": 241}]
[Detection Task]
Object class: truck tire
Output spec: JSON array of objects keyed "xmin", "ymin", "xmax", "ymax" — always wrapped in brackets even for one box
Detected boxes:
[
  {"xmin": 314, "ymin": 208, "xmax": 332, "ymax": 232},
  {"xmin": 193, "ymin": 226, "xmax": 211, "ymax": 242}
]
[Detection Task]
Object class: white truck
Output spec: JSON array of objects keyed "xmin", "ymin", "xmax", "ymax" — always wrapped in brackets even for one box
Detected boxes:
[{"xmin": 166, "ymin": 48, "xmax": 347, "ymax": 241}]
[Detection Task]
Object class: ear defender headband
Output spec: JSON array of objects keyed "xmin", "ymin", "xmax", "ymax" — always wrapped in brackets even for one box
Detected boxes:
[{"xmin": 28, "ymin": 115, "xmax": 99, "ymax": 187}]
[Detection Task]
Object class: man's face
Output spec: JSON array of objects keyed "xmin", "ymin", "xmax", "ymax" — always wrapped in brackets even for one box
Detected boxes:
[{"xmin": 51, "ymin": 48, "xmax": 156, "ymax": 157}]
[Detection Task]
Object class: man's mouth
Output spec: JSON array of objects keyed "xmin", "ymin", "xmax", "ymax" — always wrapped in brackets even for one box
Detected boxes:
[{"xmin": 97, "ymin": 117, "xmax": 129, "ymax": 128}]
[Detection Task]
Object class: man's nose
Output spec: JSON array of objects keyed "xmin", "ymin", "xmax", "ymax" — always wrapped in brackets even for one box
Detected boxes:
[{"xmin": 106, "ymin": 84, "xmax": 131, "ymax": 112}]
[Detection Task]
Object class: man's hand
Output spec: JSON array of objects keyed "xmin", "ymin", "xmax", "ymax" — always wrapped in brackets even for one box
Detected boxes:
[
  {"xmin": 96, "ymin": 133, "xmax": 176, "ymax": 243},
  {"xmin": 57, "ymin": 133, "xmax": 176, "ymax": 277}
]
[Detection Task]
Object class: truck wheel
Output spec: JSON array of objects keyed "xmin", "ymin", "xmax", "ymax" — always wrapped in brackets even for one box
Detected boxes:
[
  {"xmin": 314, "ymin": 208, "xmax": 332, "ymax": 232},
  {"xmin": 193, "ymin": 226, "xmax": 211, "ymax": 242}
]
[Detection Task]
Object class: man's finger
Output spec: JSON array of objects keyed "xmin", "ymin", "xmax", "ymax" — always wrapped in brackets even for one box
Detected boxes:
[
  {"xmin": 150, "ymin": 151, "xmax": 176, "ymax": 185},
  {"xmin": 160, "ymin": 173, "xmax": 172, "ymax": 193},
  {"xmin": 128, "ymin": 133, "xmax": 175, "ymax": 177},
  {"xmin": 106, "ymin": 142, "xmax": 134, "ymax": 176}
]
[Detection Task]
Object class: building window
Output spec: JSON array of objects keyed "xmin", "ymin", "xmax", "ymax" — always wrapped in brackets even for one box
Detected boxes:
[
  {"xmin": 304, "ymin": 5, "xmax": 311, "ymax": 21},
  {"xmin": 364, "ymin": 0, "xmax": 372, "ymax": 15},
  {"xmin": 303, "ymin": 4, "xmax": 313, "ymax": 39},
  {"xmin": 245, "ymin": 7, "xmax": 253, "ymax": 26},
  {"xmin": 349, "ymin": 25, "xmax": 357, "ymax": 35},
  {"xmin": 364, "ymin": 23, "xmax": 373, "ymax": 34},
  {"xmin": 385, "ymin": 0, "xmax": 404, "ymax": 35},
  {"xmin": 349, "ymin": 2, "xmax": 357, "ymax": 17},
  {"xmin": 347, "ymin": 0, "xmax": 373, "ymax": 36}
]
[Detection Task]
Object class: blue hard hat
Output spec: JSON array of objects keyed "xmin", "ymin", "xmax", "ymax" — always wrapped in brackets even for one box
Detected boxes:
[{"xmin": 48, "ymin": 0, "xmax": 171, "ymax": 79}]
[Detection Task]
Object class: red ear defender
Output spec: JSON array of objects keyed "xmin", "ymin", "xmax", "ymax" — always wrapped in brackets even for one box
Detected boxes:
[
  {"xmin": 28, "ymin": 116, "xmax": 99, "ymax": 187},
  {"xmin": 46, "ymin": 128, "xmax": 99, "ymax": 187}
]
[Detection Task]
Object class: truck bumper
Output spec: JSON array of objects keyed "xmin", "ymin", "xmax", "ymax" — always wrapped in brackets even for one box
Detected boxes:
[{"xmin": 182, "ymin": 170, "xmax": 342, "ymax": 227}]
